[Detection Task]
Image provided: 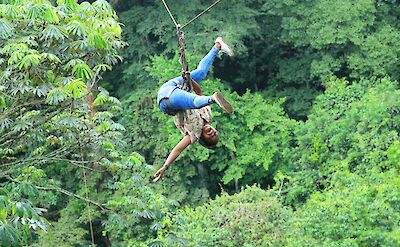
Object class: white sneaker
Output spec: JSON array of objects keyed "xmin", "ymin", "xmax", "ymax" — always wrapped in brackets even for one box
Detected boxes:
[
  {"xmin": 215, "ymin": 37, "xmax": 234, "ymax": 56},
  {"xmin": 213, "ymin": 92, "xmax": 233, "ymax": 114}
]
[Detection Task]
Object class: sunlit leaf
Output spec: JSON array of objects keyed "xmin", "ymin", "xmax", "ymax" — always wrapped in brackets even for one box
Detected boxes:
[
  {"xmin": 71, "ymin": 61, "xmax": 93, "ymax": 80},
  {"xmin": 41, "ymin": 53, "xmax": 61, "ymax": 63},
  {"xmin": 93, "ymin": 94, "xmax": 107, "ymax": 106},
  {"xmin": 41, "ymin": 25, "xmax": 67, "ymax": 41},
  {"xmin": 0, "ymin": 18, "xmax": 13, "ymax": 38},
  {"xmin": 88, "ymin": 33, "xmax": 108, "ymax": 49},
  {"xmin": 18, "ymin": 53, "xmax": 41, "ymax": 69},
  {"xmin": 26, "ymin": 4, "xmax": 44, "ymax": 21},
  {"xmin": 46, "ymin": 87, "xmax": 70, "ymax": 105},
  {"xmin": 42, "ymin": 6, "xmax": 59, "ymax": 24},
  {"xmin": 0, "ymin": 223, "xmax": 20, "ymax": 247},
  {"xmin": 1, "ymin": 5, "xmax": 19, "ymax": 19},
  {"xmin": 64, "ymin": 79, "xmax": 87, "ymax": 99},
  {"xmin": 0, "ymin": 96, "xmax": 6, "ymax": 110},
  {"xmin": 94, "ymin": 64, "xmax": 112, "ymax": 74},
  {"xmin": 93, "ymin": 0, "xmax": 116, "ymax": 17},
  {"xmin": 66, "ymin": 20, "xmax": 87, "ymax": 37}
]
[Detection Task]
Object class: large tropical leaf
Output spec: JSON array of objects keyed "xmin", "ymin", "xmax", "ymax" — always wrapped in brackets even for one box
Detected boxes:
[
  {"xmin": 93, "ymin": 0, "xmax": 116, "ymax": 17},
  {"xmin": 63, "ymin": 58, "xmax": 83, "ymax": 70},
  {"xmin": 26, "ymin": 4, "xmax": 44, "ymax": 21},
  {"xmin": 0, "ymin": 18, "xmax": 13, "ymax": 39},
  {"xmin": 88, "ymin": 32, "xmax": 108, "ymax": 49},
  {"xmin": 41, "ymin": 25, "xmax": 67, "ymax": 41},
  {"xmin": 78, "ymin": 1, "xmax": 96, "ymax": 16},
  {"xmin": 46, "ymin": 87, "xmax": 70, "ymax": 105},
  {"xmin": 94, "ymin": 63, "xmax": 112, "ymax": 74},
  {"xmin": 0, "ymin": 118, "xmax": 13, "ymax": 131},
  {"xmin": 1, "ymin": 4, "xmax": 20, "ymax": 19},
  {"xmin": 0, "ymin": 96, "xmax": 6, "ymax": 110},
  {"xmin": 65, "ymin": 20, "xmax": 87, "ymax": 37},
  {"xmin": 71, "ymin": 61, "xmax": 93, "ymax": 80},
  {"xmin": 64, "ymin": 78, "xmax": 87, "ymax": 99},
  {"xmin": 0, "ymin": 223, "xmax": 20, "ymax": 247},
  {"xmin": 42, "ymin": 5, "xmax": 59, "ymax": 24},
  {"xmin": 18, "ymin": 53, "xmax": 41, "ymax": 69},
  {"xmin": 57, "ymin": 0, "xmax": 79, "ymax": 11},
  {"xmin": 7, "ymin": 50, "xmax": 24, "ymax": 65},
  {"xmin": 41, "ymin": 53, "xmax": 61, "ymax": 63}
]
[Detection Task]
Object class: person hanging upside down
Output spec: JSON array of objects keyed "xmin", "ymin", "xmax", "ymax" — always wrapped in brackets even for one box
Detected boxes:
[{"xmin": 151, "ymin": 37, "xmax": 234, "ymax": 183}]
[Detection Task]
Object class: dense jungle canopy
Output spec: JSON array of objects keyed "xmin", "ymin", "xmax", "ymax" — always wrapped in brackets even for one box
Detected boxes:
[{"xmin": 0, "ymin": 0, "xmax": 399, "ymax": 246}]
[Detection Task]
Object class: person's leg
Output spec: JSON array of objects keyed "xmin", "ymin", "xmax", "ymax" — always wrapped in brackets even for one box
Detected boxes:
[
  {"xmin": 170, "ymin": 38, "xmax": 232, "ymax": 87},
  {"xmin": 190, "ymin": 46, "xmax": 219, "ymax": 83},
  {"xmin": 169, "ymin": 89, "xmax": 213, "ymax": 110}
]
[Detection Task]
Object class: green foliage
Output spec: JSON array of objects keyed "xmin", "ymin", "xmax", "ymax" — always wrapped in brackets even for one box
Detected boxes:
[
  {"xmin": 0, "ymin": 0, "xmax": 149, "ymax": 246},
  {"xmin": 99, "ymin": 153, "xmax": 180, "ymax": 246},
  {"xmin": 287, "ymin": 168, "xmax": 400, "ymax": 246},
  {"xmin": 283, "ymin": 77, "xmax": 400, "ymax": 205},
  {"xmin": 0, "ymin": 175, "xmax": 48, "ymax": 246},
  {"xmin": 31, "ymin": 207, "xmax": 89, "ymax": 247},
  {"xmin": 348, "ymin": 24, "xmax": 400, "ymax": 79},
  {"xmin": 206, "ymin": 86, "xmax": 297, "ymax": 185},
  {"xmin": 2, "ymin": 0, "xmax": 400, "ymax": 245},
  {"xmin": 108, "ymin": 0, "xmax": 400, "ymax": 245},
  {"xmin": 271, "ymin": 0, "xmax": 376, "ymax": 49},
  {"xmin": 170, "ymin": 186, "xmax": 290, "ymax": 247}
]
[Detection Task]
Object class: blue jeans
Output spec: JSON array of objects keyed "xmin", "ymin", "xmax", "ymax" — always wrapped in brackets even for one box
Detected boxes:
[{"xmin": 158, "ymin": 47, "xmax": 219, "ymax": 113}]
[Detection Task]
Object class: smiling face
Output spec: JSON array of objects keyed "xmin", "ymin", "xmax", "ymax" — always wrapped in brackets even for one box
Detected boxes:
[{"xmin": 201, "ymin": 124, "xmax": 219, "ymax": 147}]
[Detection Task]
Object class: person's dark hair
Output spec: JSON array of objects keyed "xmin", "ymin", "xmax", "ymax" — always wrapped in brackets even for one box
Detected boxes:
[{"xmin": 198, "ymin": 135, "xmax": 219, "ymax": 149}]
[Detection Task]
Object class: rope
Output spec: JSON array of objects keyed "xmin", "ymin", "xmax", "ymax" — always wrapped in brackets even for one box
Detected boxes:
[
  {"xmin": 160, "ymin": 0, "xmax": 178, "ymax": 27},
  {"xmin": 82, "ymin": 165, "xmax": 95, "ymax": 246},
  {"xmin": 181, "ymin": 0, "xmax": 223, "ymax": 29},
  {"xmin": 176, "ymin": 26, "xmax": 192, "ymax": 91},
  {"xmin": 79, "ymin": 142, "xmax": 95, "ymax": 246}
]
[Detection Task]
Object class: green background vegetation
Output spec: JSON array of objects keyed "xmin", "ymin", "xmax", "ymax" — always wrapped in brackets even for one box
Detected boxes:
[{"xmin": 0, "ymin": 0, "xmax": 399, "ymax": 246}]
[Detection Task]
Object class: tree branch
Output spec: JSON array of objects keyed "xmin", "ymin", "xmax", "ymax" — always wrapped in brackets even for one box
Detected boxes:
[
  {"xmin": 4, "ymin": 175, "xmax": 110, "ymax": 211},
  {"xmin": 36, "ymin": 185, "xmax": 110, "ymax": 211}
]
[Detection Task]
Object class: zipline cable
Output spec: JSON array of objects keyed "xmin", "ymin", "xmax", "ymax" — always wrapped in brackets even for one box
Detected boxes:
[
  {"xmin": 160, "ymin": 0, "xmax": 178, "ymax": 28},
  {"xmin": 181, "ymin": 0, "xmax": 223, "ymax": 29},
  {"xmin": 160, "ymin": 0, "xmax": 223, "ymax": 30}
]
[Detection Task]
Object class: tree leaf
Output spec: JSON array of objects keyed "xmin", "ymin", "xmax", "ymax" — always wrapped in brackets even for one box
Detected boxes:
[
  {"xmin": 0, "ymin": 18, "xmax": 14, "ymax": 39},
  {"xmin": 46, "ymin": 87, "xmax": 70, "ymax": 105},
  {"xmin": 41, "ymin": 25, "xmax": 67, "ymax": 41},
  {"xmin": 64, "ymin": 79, "xmax": 87, "ymax": 99},
  {"xmin": 0, "ymin": 223, "xmax": 20, "ymax": 247},
  {"xmin": 18, "ymin": 53, "xmax": 41, "ymax": 69},
  {"xmin": 66, "ymin": 20, "xmax": 87, "ymax": 37},
  {"xmin": 71, "ymin": 62, "xmax": 93, "ymax": 80}
]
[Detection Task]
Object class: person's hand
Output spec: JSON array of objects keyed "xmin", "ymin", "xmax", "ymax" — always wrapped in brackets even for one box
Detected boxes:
[{"xmin": 150, "ymin": 165, "xmax": 168, "ymax": 183}]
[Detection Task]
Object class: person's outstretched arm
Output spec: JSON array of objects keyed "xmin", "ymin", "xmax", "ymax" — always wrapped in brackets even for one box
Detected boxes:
[{"xmin": 151, "ymin": 134, "xmax": 191, "ymax": 183}]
